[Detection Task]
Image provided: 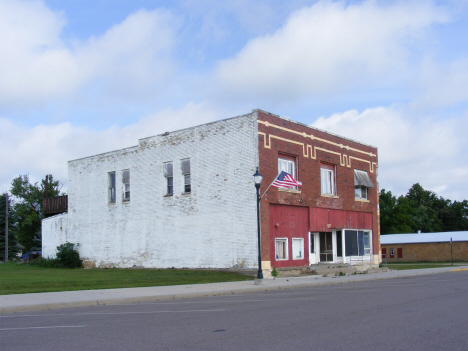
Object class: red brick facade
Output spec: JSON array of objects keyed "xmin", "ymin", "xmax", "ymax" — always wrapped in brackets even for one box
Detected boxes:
[
  {"xmin": 381, "ymin": 242, "xmax": 468, "ymax": 262},
  {"xmin": 256, "ymin": 110, "xmax": 380, "ymax": 268}
]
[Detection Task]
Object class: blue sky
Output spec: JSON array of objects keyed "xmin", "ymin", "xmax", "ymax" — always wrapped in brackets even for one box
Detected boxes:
[{"xmin": 1, "ymin": 0, "xmax": 468, "ymax": 201}]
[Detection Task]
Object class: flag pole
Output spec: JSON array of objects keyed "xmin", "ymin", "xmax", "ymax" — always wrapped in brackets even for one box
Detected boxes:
[{"xmin": 260, "ymin": 172, "xmax": 282, "ymax": 199}]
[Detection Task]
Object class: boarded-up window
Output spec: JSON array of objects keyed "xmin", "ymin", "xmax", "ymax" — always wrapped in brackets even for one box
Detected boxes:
[
  {"xmin": 122, "ymin": 169, "xmax": 130, "ymax": 201},
  {"xmin": 292, "ymin": 238, "xmax": 303, "ymax": 260},
  {"xmin": 163, "ymin": 162, "xmax": 173, "ymax": 177},
  {"xmin": 180, "ymin": 159, "xmax": 190, "ymax": 174},
  {"xmin": 382, "ymin": 248, "xmax": 387, "ymax": 259},
  {"xmin": 397, "ymin": 248, "xmax": 403, "ymax": 258}
]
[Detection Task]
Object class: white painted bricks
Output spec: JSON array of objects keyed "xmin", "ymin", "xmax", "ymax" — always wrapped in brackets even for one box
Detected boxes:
[{"xmin": 43, "ymin": 113, "xmax": 261, "ymax": 269}]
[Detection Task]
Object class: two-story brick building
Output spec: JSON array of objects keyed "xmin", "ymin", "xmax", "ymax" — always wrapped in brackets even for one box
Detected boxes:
[{"xmin": 42, "ymin": 109, "xmax": 380, "ymax": 270}]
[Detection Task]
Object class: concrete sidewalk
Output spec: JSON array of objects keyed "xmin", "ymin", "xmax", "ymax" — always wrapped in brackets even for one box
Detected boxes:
[{"xmin": 1, "ymin": 266, "xmax": 467, "ymax": 314}]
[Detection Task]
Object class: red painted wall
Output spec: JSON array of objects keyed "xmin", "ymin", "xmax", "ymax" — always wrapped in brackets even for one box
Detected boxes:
[
  {"xmin": 269, "ymin": 204, "xmax": 309, "ymax": 267},
  {"xmin": 309, "ymin": 208, "xmax": 373, "ymax": 232}
]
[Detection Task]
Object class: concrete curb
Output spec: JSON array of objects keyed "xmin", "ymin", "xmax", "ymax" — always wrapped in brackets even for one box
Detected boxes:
[{"xmin": 1, "ymin": 266, "xmax": 467, "ymax": 314}]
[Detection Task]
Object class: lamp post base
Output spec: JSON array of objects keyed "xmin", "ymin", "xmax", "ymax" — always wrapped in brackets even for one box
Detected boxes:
[{"xmin": 254, "ymin": 278, "xmax": 264, "ymax": 285}]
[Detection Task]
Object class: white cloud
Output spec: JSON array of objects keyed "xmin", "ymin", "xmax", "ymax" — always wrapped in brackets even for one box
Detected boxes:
[
  {"xmin": 312, "ymin": 105, "xmax": 468, "ymax": 200},
  {"xmin": 215, "ymin": 0, "xmax": 449, "ymax": 100},
  {"xmin": 0, "ymin": 102, "xmax": 220, "ymax": 194},
  {"xmin": 415, "ymin": 57, "xmax": 468, "ymax": 108},
  {"xmin": 0, "ymin": 0, "xmax": 80, "ymax": 104},
  {"xmin": 0, "ymin": 0, "xmax": 177, "ymax": 107}
]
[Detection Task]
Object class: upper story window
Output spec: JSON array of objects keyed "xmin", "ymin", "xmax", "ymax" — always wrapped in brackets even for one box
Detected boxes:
[
  {"xmin": 278, "ymin": 157, "xmax": 295, "ymax": 178},
  {"xmin": 278, "ymin": 155, "xmax": 298, "ymax": 189},
  {"xmin": 354, "ymin": 169, "xmax": 375, "ymax": 200},
  {"xmin": 122, "ymin": 169, "xmax": 130, "ymax": 201},
  {"xmin": 164, "ymin": 162, "xmax": 173, "ymax": 196},
  {"xmin": 181, "ymin": 158, "xmax": 191, "ymax": 193},
  {"xmin": 355, "ymin": 186, "xmax": 367, "ymax": 200},
  {"xmin": 320, "ymin": 164, "xmax": 336, "ymax": 195},
  {"xmin": 108, "ymin": 172, "xmax": 116, "ymax": 203}
]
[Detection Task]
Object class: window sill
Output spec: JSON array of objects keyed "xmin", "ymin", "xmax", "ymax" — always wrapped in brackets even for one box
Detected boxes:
[
  {"xmin": 355, "ymin": 198, "xmax": 369, "ymax": 202},
  {"xmin": 278, "ymin": 188, "xmax": 301, "ymax": 194},
  {"xmin": 292, "ymin": 258, "xmax": 304, "ymax": 260},
  {"xmin": 181, "ymin": 192, "xmax": 191, "ymax": 196},
  {"xmin": 321, "ymin": 194, "xmax": 339, "ymax": 199},
  {"xmin": 108, "ymin": 202, "xmax": 116, "ymax": 205},
  {"xmin": 164, "ymin": 194, "xmax": 173, "ymax": 197},
  {"xmin": 275, "ymin": 258, "xmax": 288, "ymax": 261}
]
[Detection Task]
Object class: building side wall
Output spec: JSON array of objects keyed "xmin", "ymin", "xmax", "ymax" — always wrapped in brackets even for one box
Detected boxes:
[
  {"xmin": 44, "ymin": 114, "xmax": 259, "ymax": 268},
  {"xmin": 42, "ymin": 213, "xmax": 68, "ymax": 258},
  {"xmin": 257, "ymin": 111, "xmax": 380, "ymax": 267},
  {"xmin": 381, "ymin": 242, "xmax": 468, "ymax": 262}
]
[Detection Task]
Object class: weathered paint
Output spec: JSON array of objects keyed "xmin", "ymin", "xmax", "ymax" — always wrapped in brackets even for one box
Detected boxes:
[
  {"xmin": 309, "ymin": 208, "xmax": 373, "ymax": 232},
  {"xmin": 42, "ymin": 113, "xmax": 261, "ymax": 269},
  {"xmin": 268, "ymin": 204, "xmax": 309, "ymax": 268}
]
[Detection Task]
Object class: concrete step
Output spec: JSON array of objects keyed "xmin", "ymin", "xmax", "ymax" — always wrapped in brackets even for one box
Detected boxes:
[
  {"xmin": 309, "ymin": 264, "xmax": 357, "ymax": 276},
  {"xmin": 274, "ymin": 266, "xmax": 312, "ymax": 277}
]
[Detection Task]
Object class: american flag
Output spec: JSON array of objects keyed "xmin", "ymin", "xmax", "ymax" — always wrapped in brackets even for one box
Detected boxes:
[{"xmin": 271, "ymin": 171, "xmax": 303, "ymax": 188}]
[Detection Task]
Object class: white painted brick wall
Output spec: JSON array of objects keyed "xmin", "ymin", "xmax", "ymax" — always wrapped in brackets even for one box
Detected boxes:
[
  {"xmin": 43, "ymin": 112, "xmax": 261, "ymax": 268},
  {"xmin": 42, "ymin": 213, "xmax": 67, "ymax": 257}
]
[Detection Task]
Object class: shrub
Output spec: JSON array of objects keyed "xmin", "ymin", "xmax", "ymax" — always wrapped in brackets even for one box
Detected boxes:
[
  {"xmin": 33, "ymin": 257, "xmax": 60, "ymax": 268},
  {"xmin": 56, "ymin": 242, "xmax": 82, "ymax": 268},
  {"xmin": 271, "ymin": 267, "xmax": 279, "ymax": 277}
]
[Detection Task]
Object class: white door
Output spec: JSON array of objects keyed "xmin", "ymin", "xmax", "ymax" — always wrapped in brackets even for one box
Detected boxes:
[{"xmin": 309, "ymin": 232, "xmax": 319, "ymax": 265}]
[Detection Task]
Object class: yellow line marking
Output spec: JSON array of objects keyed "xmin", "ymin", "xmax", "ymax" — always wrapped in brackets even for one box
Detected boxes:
[{"xmin": 451, "ymin": 268, "xmax": 468, "ymax": 272}]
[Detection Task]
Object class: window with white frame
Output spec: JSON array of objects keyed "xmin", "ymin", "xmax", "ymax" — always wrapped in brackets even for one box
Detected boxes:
[
  {"xmin": 355, "ymin": 186, "xmax": 368, "ymax": 200},
  {"xmin": 122, "ymin": 169, "xmax": 130, "ymax": 201},
  {"xmin": 108, "ymin": 172, "xmax": 116, "ymax": 203},
  {"xmin": 321, "ymin": 164, "xmax": 336, "ymax": 195},
  {"xmin": 278, "ymin": 157, "xmax": 295, "ymax": 178},
  {"xmin": 278, "ymin": 155, "xmax": 298, "ymax": 189},
  {"xmin": 275, "ymin": 238, "xmax": 288, "ymax": 260},
  {"xmin": 354, "ymin": 169, "xmax": 375, "ymax": 200},
  {"xmin": 181, "ymin": 158, "xmax": 191, "ymax": 193},
  {"xmin": 292, "ymin": 238, "xmax": 304, "ymax": 259},
  {"xmin": 363, "ymin": 232, "xmax": 371, "ymax": 255},
  {"xmin": 344, "ymin": 230, "xmax": 371, "ymax": 256},
  {"xmin": 164, "ymin": 162, "xmax": 173, "ymax": 196}
]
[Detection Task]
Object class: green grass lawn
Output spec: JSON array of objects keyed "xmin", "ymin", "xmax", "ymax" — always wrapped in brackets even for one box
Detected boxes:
[
  {"xmin": 0, "ymin": 262, "xmax": 254, "ymax": 295},
  {"xmin": 382, "ymin": 262, "xmax": 463, "ymax": 270}
]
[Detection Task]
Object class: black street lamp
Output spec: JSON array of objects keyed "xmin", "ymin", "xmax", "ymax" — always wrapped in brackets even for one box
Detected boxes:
[{"xmin": 253, "ymin": 167, "xmax": 263, "ymax": 280}]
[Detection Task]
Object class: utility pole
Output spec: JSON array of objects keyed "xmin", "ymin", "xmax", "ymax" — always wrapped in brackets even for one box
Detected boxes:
[{"xmin": 4, "ymin": 192, "xmax": 8, "ymax": 263}]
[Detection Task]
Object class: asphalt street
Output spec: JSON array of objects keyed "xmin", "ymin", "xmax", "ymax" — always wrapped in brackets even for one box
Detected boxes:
[{"xmin": 1, "ymin": 270, "xmax": 467, "ymax": 351}]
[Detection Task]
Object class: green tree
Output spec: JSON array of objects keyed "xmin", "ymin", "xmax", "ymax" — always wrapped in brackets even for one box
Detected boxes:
[
  {"xmin": 380, "ymin": 183, "xmax": 468, "ymax": 234},
  {"xmin": 406, "ymin": 183, "xmax": 442, "ymax": 232},
  {"xmin": 438, "ymin": 200, "xmax": 468, "ymax": 231},
  {"xmin": 379, "ymin": 189, "xmax": 415, "ymax": 234},
  {"xmin": 10, "ymin": 175, "xmax": 62, "ymax": 252},
  {"xmin": 0, "ymin": 193, "xmax": 19, "ymax": 260}
]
